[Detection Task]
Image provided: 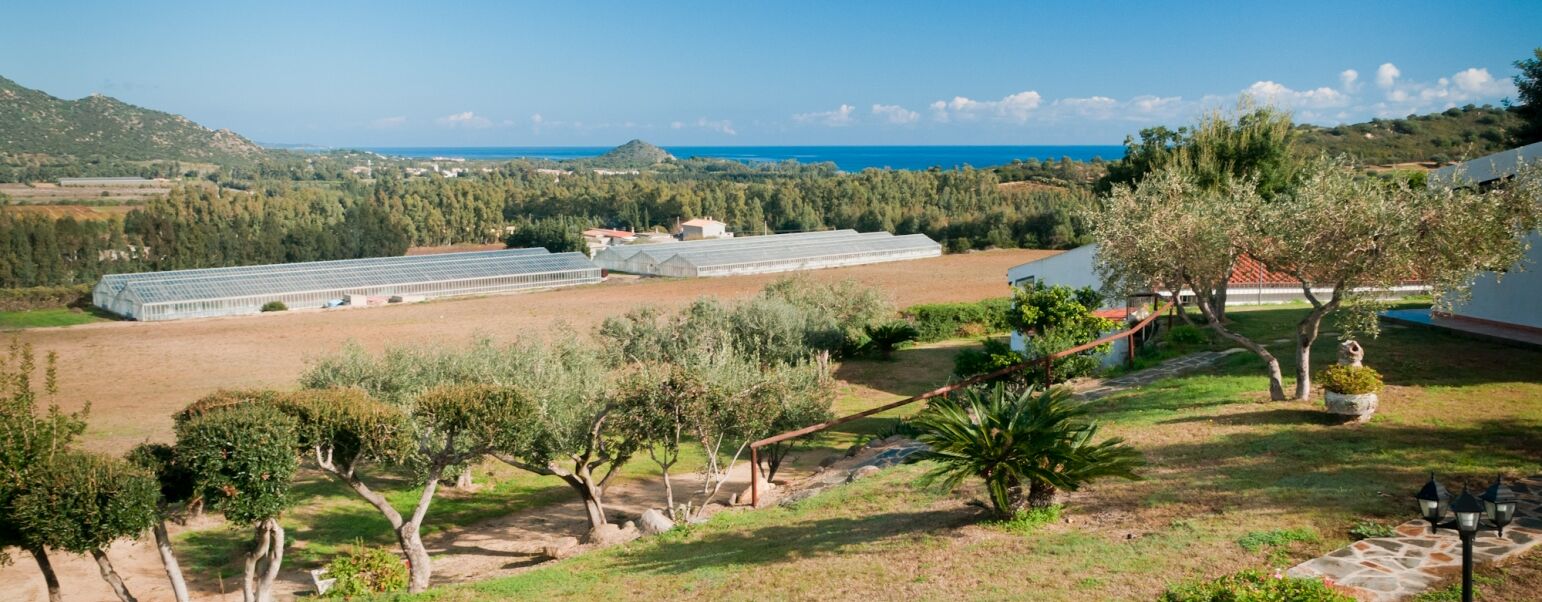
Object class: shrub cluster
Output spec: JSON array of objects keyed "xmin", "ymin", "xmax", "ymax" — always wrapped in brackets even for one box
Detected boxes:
[
  {"xmin": 1165, "ymin": 324, "xmax": 1209, "ymax": 346},
  {"xmin": 1159, "ymin": 569, "xmax": 1352, "ymax": 602},
  {"xmin": 0, "ymin": 284, "xmax": 92, "ymax": 312},
  {"xmin": 260, "ymin": 301, "xmax": 288, "ymax": 312},
  {"xmin": 324, "ymin": 544, "xmax": 409, "ymax": 597},
  {"xmin": 904, "ymin": 298, "xmax": 1011, "ymax": 342},
  {"xmin": 1318, "ymin": 365, "xmax": 1383, "ymax": 395}
]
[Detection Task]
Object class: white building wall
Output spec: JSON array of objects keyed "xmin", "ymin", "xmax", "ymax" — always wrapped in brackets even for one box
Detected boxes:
[{"xmin": 1447, "ymin": 231, "xmax": 1542, "ymax": 330}]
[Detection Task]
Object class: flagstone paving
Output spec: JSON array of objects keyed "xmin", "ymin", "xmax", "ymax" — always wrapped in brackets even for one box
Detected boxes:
[{"xmin": 1287, "ymin": 476, "xmax": 1542, "ymax": 601}]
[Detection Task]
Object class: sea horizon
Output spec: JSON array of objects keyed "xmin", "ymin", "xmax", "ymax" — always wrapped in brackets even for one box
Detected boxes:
[{"xmin": 359, "ymin": 144, "xmax": 1126, "ymax": 172}]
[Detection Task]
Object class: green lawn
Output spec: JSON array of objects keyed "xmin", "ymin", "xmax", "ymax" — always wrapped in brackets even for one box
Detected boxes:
[
  {"xmin": 367, "ymin": 302, "xmax": 1542, "ymax": 601},
  {"xmin": 0, "ymin": 307, "xmax": 110, "ymax": 329}
]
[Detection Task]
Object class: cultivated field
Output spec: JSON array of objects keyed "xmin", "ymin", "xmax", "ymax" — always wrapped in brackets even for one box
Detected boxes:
[
  {"xmin": 0, "ymin": 182, "xmax": 170, "ymax": 202},
  {"xmin": 13, "ymin": 248, "xmax": 1055, "ymax": 452}
]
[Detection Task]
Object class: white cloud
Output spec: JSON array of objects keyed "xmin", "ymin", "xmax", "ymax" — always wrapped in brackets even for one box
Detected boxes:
[
  {"xmin": 1243, "ymin": 80, "xmax": 1350, "ymax": 109},
  {"xmin": 929, "ymin": 90, "xmax": 1042, "ymax": 123},
  {"xmin": 369, "ymin": 115, "xmax": 407, "ymax": 129},
  {"xmin": 1376, "ymin": 63, "xmax": 1401, "ymax": 89},
  {"xmin": 435, "ymin": 111, "xmax": 493, "ymax": 128},
  {"xmin": 871, "ymin": 104, "xmax": 919, "ymax": 125},
  {"xmin": 794, "ymin": 104, "xmax": 856, "ymax": 126},
  {"xmin": 1339, "ymin": 69, "xmax": 1359, "ymax": 92},
  {"xmin": 1451, "ymin": 68, "xmax": 1507, "ymax": 95}
]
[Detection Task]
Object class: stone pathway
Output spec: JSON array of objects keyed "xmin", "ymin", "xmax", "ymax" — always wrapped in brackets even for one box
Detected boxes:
[
  {"xmin": 1074, "ymin": 348, "xmax": 1246, "ymax": 400},
  {"xmin": 1287, "ymin": 475, "xmax": 1542, "ymax": 601}
]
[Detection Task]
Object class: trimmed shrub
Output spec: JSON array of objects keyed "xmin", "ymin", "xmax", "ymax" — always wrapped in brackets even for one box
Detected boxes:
[
  {"xmin": 11, "ymin": 451, "xmax": 159, "ymax": 555},
  {"xmin": 1160, "ymin": 569, "xmax": 1352, "ymax": 602},
  {"xmin": 1318, "ymin": 365, "xmax": 1383, "ymax": 395},
  {"xmin": 174, "ymin": 403, "xmax": 299, "ymax": 525},
  {"xmin": 324, "ymin": 543, "xmax": 409, "ymax": 597},
  {"xmin": 260, "ymin": 301, "xmax": 288, "ymax": 312},
  {"xmin": 904, "ymin": 298, "xmax": 1011, "ymax": 342}
]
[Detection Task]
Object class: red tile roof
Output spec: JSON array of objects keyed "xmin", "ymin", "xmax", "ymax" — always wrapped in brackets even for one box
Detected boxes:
[
  {"xmin": 584, "ymin": 228, "xmax": 636, "ymax": 239},
  {"xmin": 681, "ymin": 218, "xmax": 724, "ymax": 227},
  {"xmin": 1229, "ymin": 255, "xmax": 1299, "ymax": 286}
]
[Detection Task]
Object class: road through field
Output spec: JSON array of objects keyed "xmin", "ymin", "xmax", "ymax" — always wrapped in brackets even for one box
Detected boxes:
[{"xmin": 13, "ymin": 249, "xmax": 1055, "ymax": 451}]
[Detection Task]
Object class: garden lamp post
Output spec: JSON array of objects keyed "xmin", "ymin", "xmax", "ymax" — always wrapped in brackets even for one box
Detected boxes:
[{"xmin": 1415, "ymin": 474, "xmax": 1516, "ymax": 602}]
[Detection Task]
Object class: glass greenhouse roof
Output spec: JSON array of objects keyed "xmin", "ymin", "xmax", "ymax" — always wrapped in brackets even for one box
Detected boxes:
[
  {"xmin": 114, "ymin": 250, "xmax": 595, "ymax": 305},
  {"xmin": 663, "ymin": 234, "xmax": 940, "ymax": 269},
  {"xmin": 100, "ymin": 248, "xmax": 551, "ymax": 294},
  {"xmin": 598, "ymin": 230, "xmax": 859, "ymax": 261}
]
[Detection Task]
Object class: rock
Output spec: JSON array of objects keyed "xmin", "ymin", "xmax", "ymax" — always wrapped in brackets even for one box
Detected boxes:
[
  {"xmin": 845, "ymin": 443, "xmax": 864, "ymax": 457},
  {"xmin": 818, "ymin": 454, "xmax": 843, "ymax": 468},
  {"xmin": 585, "ymin": 522, "xmax": 641, "ymax": 547},
  {"xmin": 1338, "ymin": 340, "xmax": 1364, "ymax": 367},
  {"xmin": 637, "ymin": 509, "xmax": 674, "ymax": 535},
  {"xmin": 541, "ymin": 536, "xmax": 580, "ymax": 559},
  {"xmin": 736, "ymin": 480, "xmax": 775, "ymax": 506},
  {"xmin": 847, "ymin": 465, "xmax": 882, "ymax": 483}
]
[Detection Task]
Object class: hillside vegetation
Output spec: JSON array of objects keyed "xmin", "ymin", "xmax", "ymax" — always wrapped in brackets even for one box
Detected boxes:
[
  {"xmin": 572, "ymin": 139, "xmax": 676, "ymax": 169},
  {"xmin": 0, "ymin": 76, "xmax": 267, "ymax": 180},
  {"xmin": 1294, "ymin": 104, "xmax": 1520, "ymax": 164}
]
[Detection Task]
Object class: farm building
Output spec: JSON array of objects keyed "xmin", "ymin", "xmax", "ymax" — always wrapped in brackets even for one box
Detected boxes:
[
  {"xmin": 678, "ymin": 217, "xmax": 730, "ymax": 240},
  {"xmin": 591, "ymin": 229, "xmax": 941, "ymax": 277},
  {"xmin": 94, "ymin": 248, "xmax": 601, "ymax": 321}
]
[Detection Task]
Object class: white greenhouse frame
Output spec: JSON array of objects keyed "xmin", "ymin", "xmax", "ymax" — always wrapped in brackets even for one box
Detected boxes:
[{"xmin": 94, "ymin": 248, "xmax": 601, "ymax": 321}]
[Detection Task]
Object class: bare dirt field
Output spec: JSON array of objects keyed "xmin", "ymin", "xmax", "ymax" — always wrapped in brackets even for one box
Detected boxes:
[{"xmin": 14, "ymin": 248, "xmax": 1055, "ymax": 453}]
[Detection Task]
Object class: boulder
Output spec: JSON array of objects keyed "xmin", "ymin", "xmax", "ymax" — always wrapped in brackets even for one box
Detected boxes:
[
  {"xmin": 818, "ymin": 454, "xmax": 843, "ymax": 468},
  {"xmin": 541, "ymin": 536, "xmax": 580, "ymax": 560},
  {"xmin": 847, "ymin": 465, "xmax": 882, "ymax": 483},
  {"xmin": 639, "ymin": 509, "xmax": 674, "ymax": 535},
  {"xmin": 585, "ymin": 522, "xmax": 641, "ymax": 547}
]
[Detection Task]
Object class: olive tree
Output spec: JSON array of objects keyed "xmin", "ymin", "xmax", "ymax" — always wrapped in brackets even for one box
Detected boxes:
[
  {"xmin": 174, "ymin": 399, "xmax": 298, "ymax": 602},
  {"xmin": 0, "ymin": 342, "xmax": 88, "ymax": 602},
  {"xmin": 1245, "ymin": 157, "xmax": 1542, "ymax": 400},
  {"xmin": 1095, "ymin": 169, "xmax": 1291, "ymax": 400},
  {"xmin": 12, "ymin": 452, "xmax": 159, "ymax": 602}
]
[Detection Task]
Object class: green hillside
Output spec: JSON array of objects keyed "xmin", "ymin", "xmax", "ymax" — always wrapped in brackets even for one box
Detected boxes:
[
  {"xmin": 0, "ymin": 75, "xmax": 267, "ymax": 166},
  {"xmin": 1294, "ymin": 104, "xmax": 1521, "ymax": 165},
  {"xmin": 573, "ymin": 139, "xmax": 676, "ymax": 169}
]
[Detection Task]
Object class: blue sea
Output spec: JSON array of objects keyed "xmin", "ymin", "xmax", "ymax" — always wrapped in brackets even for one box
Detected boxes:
[{"xmin": 363, "ymin": 145, "xmax": 1124, "ymax": 172}]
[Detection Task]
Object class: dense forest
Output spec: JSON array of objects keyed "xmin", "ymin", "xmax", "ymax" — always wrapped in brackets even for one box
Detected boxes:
[{"xmin": 0, "ymin": 163, "xmax": 1092, "ymax": 288}]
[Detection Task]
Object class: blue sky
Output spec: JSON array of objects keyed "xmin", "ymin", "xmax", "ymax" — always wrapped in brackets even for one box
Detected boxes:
[{"xmin": 2, "ymin": 0, "xmax": 1538, "ymax": 146}]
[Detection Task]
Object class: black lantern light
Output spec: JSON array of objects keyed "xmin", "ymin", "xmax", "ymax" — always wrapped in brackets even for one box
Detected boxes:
[
  {"xmin": 1480, "ymin": 474, "xmax": 1518, "ymax": 536},
  {"xmin": 1450, "ymin": 488, "xmax": 1485, "ymax": 534},
  {"xmin": 1416, "ymin": 473, "xmax": 1450, "ymax": 532}
]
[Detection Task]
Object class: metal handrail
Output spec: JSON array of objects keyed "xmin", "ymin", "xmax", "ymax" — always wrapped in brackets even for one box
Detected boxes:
[{"xmin": 747, "ymin": 301, "xmax": 1175, "ymax": 507}]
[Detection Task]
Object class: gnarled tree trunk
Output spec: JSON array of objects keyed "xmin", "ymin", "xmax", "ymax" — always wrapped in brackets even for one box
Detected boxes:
[
  {"xmin": 1190, "ymin": 280, "xmax": 1287, "ymax": 400},
  {"xmin": 30, "ymin": 547, "xmax": 62, "ymax": 602},
  {"xmin": 243, "ymin": 518, "xmax": 284, "ymax": 602},
  {"xmin": 91, "ymin": 548, "xmax": 138, "ymax": 602},
  {"xmin": 1292, "ymin": 284, "xmax": 1344, "ymax": 402},
  {"xmin": 152, "ymin": 518, "xmax": 191, "ymax": 602}
]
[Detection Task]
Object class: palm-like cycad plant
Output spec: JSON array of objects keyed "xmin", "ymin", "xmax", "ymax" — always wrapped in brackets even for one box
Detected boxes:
[{"xmin": 912, "ymin": 384, "xmax": 1141, "ymax": 517}]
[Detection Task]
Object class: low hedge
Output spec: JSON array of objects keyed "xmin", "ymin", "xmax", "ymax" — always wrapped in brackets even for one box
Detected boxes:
[
  {"xmin": 904, "ymin": 298, "xmax": 1011, "ymax": 342},
  {"xmin": 0, "ymin": 284, "xmax": 93, "ymax": 312}
]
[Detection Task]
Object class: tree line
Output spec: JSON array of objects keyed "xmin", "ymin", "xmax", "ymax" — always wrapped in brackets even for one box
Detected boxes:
[{"xmin": 1, "ymin": 164, "xmax": 1094, "ymax": 289}]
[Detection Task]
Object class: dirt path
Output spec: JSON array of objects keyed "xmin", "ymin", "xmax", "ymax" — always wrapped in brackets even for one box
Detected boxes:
[{"xmin": 12, "ymin": 249, "xmax": 1052, "ymax": 453}]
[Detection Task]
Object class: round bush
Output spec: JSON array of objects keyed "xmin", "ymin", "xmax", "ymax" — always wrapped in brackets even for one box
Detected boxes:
[
  {"xmin": 1318, "ymin": 365, "xmax": 1383, "ymax": 395},
  {"xmin": 261, "ymin": 301, "xmax": 288, "ymax": 312},
  {"xmin": 325, "ymin": 544, "xmax": 409, "ymax": 597}
]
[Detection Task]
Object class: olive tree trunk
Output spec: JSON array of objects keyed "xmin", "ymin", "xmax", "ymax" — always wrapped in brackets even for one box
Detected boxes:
[
  {"xmin": 313, "ymin": 448, "xmax": 440, "ymax": 593},
  {"xmin": 1292, "ymin": 284, "xmax": 1344, "ymax": 402},
  {"xmin": 1189, "ymin": 279, "xmax": 1286, "ymax": 400},
  {"xmin": 90, "ymin": 548, "xmax": 137, "ymax": 602},
  {"xmin": 152, "ymin": 518, "xmax": 192, "ymax": 602},
  {"xmin": 29, "ymin": 547, "xmax": 62, "ymax": 602},
  {"xmin": 242, "ymin": 518, "xmax": 284, "ymax": 602}
]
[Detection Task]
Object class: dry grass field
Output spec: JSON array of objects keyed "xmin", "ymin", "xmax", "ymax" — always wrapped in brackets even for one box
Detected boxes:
[
  {"xmin": 12, "ymin": 248, "xmax": 1055, "ymax": 452},
  {"xmin": 0, "ymin": 182, "xmax": 170, "ymax": 202}
]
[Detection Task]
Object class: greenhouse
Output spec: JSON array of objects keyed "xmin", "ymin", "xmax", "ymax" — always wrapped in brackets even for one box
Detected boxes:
[
  {"xmin": 594, "ymin": 230, "xmax": 940, "ymax": 277},
  {"xmin": 94, "ymin": 248, "xmax": 601, "ymax": 321}
]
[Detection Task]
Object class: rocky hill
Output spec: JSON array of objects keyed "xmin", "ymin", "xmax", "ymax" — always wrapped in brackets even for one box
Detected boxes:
[
  {"xmin": 0, "ymin": 75, "xmax": 267, "ymax": 165},
  {"xmin": 575, "ymin": 139, "xmax": 675, "ymax": 169},
  {"xmin": 1295, "ymin": 104, "xmax": 1521, "ymax": 165}
]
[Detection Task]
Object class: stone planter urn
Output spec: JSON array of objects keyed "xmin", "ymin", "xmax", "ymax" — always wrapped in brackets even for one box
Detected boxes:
[
  {"xmin": 1323, "ymin": 340, "xmax": 1377, "ymax": 422},
  {"xmin": 1323, "ymin": 390, "xmax": 1378, "ymax": 419}
]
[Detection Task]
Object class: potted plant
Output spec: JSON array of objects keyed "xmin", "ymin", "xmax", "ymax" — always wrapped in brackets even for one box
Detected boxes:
[{"xmin": 1318, "ymin": 364, "xmax": 1382, "ymax": 421}]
